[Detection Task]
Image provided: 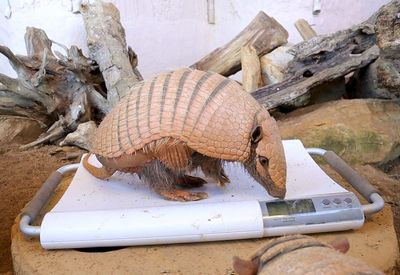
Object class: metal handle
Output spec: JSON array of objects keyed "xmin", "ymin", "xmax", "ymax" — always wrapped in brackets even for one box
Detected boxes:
[
  {"xmin": 19, "ymin": 163, "xmax": 79, "ymax": 236},
  {"xmin": 306, "ymin": 148, "xmax": 384, "ymax": 215}
]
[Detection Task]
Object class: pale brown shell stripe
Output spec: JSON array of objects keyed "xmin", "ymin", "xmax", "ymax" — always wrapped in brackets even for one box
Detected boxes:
[
  {"xmin": 111, "ymin": 105, "xmax": 119, "ymax": 153},
  {"xmin": 161, "ymin": 70, "xmax": 187, "ymax": 136},
  {"xmin": 146, "ymin": 76, "xmax": 157, "ymax": 134},
  {"xmin": 190, "ymin": 78, "xmax": 231, "ymax": 137},
  {"xmin": 116, "ymin": 96, "xmax": 123, "ymax": 152},
  {"xmin": 134, "ymin": 84, "xmax": 145, "ymax": 145},
  {"xmin": 171, "ymin": 70, "xmax": 204, "ymax": 138},
  {"xmin": 124, "ymin": 84, "xmax": 144, "ymax": 151},
  {"xmin": 123, "ymin": 84, "xmax": 138, "ymax": 148},
  {"xmin": 171, "ymin": 69, "xmax": 192, "ymax": 126},
  {"xmin": 159, "ymin": 72, "xmax": 173, "ymax": 125},
  {"xmin": 181, "ymin": 71, "xmax": 213, "ymax": 133},
  {"xmin": 149, "ymin": 73, "xmax": 165, "ymax": 141}
]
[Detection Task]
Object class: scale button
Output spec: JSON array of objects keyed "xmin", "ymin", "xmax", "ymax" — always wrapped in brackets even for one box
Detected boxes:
[
  {"xmin": 322, "ymin": 199, "xmax": 331, "ymax": 205},
  {"xmin": 333, "ymin": 198, "xmax": 342, "ymax": 204},
  {"xmin": 344, "ymin": 197, "xmax": 353, "ymax": 204}
]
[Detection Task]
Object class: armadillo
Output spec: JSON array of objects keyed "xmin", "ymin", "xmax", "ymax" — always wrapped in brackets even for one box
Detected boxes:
[
  {"xmin": 83, "ymin": 68, "xmax": 287, "ymax": 201},
  {"xmin": 233, "ymin": 235, "xmax": 383, "ymax": 274}
]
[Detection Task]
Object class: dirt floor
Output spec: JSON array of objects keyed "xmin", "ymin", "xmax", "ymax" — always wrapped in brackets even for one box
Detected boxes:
[
  {"xmin": 0, "ymin": 145, "xmax": 84, "ymax": 274},
  {"xmin": 0, "ymin": 145, "xmax": 399, "ymax": 274}
]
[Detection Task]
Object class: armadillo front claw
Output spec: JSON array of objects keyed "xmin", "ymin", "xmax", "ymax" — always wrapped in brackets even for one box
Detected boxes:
[
  {"xmin": 217, "ymin": 172, "xmax": 231, "ymax": 187},
  {"xmin": 159, "ymin": 189, "xmax": 209, "ymax": 201}
]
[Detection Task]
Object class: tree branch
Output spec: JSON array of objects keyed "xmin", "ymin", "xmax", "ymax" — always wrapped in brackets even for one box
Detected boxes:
[
  {"xmin": 81, "ymin": 0, "xmax": 142, "ymax": 106},
  {"xmin": 0, "ymin": 45, "xmax": 26, "ymax": 72}
]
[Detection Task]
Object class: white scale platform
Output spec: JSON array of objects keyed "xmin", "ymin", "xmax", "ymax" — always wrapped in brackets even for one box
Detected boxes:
[{"xmin": 39, "ymin": 140, "xmax": 351, "ymax": 249}]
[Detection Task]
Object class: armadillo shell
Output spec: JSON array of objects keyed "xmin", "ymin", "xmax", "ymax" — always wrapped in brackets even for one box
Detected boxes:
[{"xmin": 92, "ymin": 68, "xmax": 263, "ymax": 162}]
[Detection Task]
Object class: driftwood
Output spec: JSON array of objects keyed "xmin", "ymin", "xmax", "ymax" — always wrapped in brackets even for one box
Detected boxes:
[
  {"xmin": 191, "ymin": 11, "xmax": 288, "ymax": 77},
  {"xmin": 259, "ymin": 19, "xmax": 315, "ymax": 88},
  {"xmin": 294, "ymin": 19, "xmax": 317, "ymax": 41},
  {"xmin": 241, "ymin": 45, "xmax": 263, "ymax": 92},
  {"xmin": 260, "ymin": 44, "xmax": 294, "ymax": 86},
  {"xmin": 0, "ymin": 0, "xmax": 143, "ymax": 149},
  {"xmin": 81, "ymin": 0, "xmax": 143, "ymax": 106},
  {"xmin": 0, "ymin": 27, "xmax": 107, "ymax": 149},
  {"xmin": 252, "ymin": 20, "xmax": 380, "ymax": 110}
]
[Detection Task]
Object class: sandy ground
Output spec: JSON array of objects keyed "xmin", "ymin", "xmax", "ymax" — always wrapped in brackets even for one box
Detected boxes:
[
  {"xmin": 0, "ymin": 145, "xmax": 84, "ymax": 274},
  {"xmin": 0, "ymin": 145, "xmax": 399, "ymax": 274}
]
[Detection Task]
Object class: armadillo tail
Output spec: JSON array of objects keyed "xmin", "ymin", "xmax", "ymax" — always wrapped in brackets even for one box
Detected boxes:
[{"xmin": 82, "ymin": 153, "xmax": 115, "ymax": 179}]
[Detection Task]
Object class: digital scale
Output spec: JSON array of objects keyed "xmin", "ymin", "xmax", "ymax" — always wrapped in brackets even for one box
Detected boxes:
[
  {"xmin": 261, "ymin": 192, "xmax": 364, "ymax": 236},
  {"xmin": 19, "ymin": 140, "xmax": 384, "ymax": 249}
]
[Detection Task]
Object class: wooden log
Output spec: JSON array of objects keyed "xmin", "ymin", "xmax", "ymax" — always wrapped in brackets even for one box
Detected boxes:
[
  {"xmin": 260, "ymin": 44, "xmax": 294, "ymax": 85},
  {"xmin": 81, "ymin": 1, "xmax": 143, "ymax": 106},
  {"xmin": 294, "ymin": 19, "xmax": 317, "ymax": 41},
  {"xmin": 191, "ymin": 11, "xmax": 288, "ymax": 77},
  {"xmin": 259, "ymin": 19, "xmax": 314, "ymax": 87},
  {"xmin": 241, "ymin": 45, "xmax": 263, "ymax": 92},
  {"xmin": 252, "ymin": 22, "xmax": 379, "ymax": 110}
]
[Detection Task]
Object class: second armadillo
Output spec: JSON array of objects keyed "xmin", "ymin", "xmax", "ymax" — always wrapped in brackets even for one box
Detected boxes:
[{"xmin": 83, "ymin": 68, "xmax": 287, "ymax": 201}]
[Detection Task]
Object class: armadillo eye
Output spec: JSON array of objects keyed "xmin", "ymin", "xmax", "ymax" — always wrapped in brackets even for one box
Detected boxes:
[{"xmin": 259, "ymin": 156, "xmax": 269, "ymax": 167}]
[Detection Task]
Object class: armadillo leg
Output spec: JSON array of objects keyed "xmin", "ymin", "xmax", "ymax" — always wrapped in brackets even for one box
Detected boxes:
[
  {"xmin": 141, "ymin": 160, "xmax": 208, "ymax": 201},
  {"xmin": 192, "ymin": 153, "xmax": 230, "ymax": 187}
]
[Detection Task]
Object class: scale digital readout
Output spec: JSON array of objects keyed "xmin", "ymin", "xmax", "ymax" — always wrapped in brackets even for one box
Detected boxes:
[{"xmin": 260, "ymin": 192, "xmax": 365, "ymax": 236}]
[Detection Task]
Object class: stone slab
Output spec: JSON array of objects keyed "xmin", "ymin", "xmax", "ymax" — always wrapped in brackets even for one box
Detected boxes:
[{"xmin": 11, "ymin": 172, "xmax": 399, "ymax": 274}]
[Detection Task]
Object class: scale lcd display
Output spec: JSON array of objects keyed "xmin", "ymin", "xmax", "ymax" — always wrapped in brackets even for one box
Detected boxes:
[{"xmin": 266, "ymin": 199, "xmax": 316, "ymax": 216}]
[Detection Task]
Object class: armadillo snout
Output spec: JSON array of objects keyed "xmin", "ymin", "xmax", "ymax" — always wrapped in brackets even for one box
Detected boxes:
[{"xmin": 266, "ymin": 184, "xmax": 286, "ymax": 199}]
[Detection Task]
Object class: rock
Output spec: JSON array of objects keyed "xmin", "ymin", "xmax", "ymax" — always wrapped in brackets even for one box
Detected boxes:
[
  {"xmin": 321, "ymin": 164, "xmax": 398, "ymax": 204},
  {"xmin": 372, "ymin": 0, "xmax": 400, "ymax": 97},
  {"xmin": 354, "ymin": 165, "xmax": 398, "ymax": 204},
  {"xmin": 278, "ymin": 99, "xmax": 400, "ymax": 165},
  {"xmin": 0, "ymin": 115, "xmax": 44, "ymax": 144},
  {"xmin": 351, "ymin": 60, "xmax": 395, "ymax": 99},
  {"xmin": 375, "ymin": 0, "xmax": 400, "ymax": 59},
  {"xmin": 59, "ymin": 121, "xmax": 96, "ymax": 150},
  {"xmin": 321, "ymin": 163, "xmax": 400, "ymax": 251},
  {"xmin": 233, "ymin": 235, "xmax": 383, "ymax": 274}
]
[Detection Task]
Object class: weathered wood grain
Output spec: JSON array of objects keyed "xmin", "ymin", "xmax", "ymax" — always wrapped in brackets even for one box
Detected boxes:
[{"xmin": 191, "ymin": 11, "xmax": 288, "ymax": 77}]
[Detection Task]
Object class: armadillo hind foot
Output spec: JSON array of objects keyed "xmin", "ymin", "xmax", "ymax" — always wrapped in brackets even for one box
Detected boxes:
[
  {"xmin": 158, "ymin": 189, "xmax": 209, "ymax": 202},
  {"xmin": 175, "ymin": 175, "xmax": 208, "ymax": 188},
  {"xmin": 141, "ymin": 160, "xmax": 210, "ymax": 201}
]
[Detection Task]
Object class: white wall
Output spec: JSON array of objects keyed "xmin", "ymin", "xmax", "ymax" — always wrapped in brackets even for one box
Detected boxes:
[{"xmin": 0, "ymin": 0, "xmax": 390, "ymax": 79}]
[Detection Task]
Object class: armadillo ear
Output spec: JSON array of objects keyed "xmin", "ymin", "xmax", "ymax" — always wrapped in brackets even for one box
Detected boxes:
[{"xmin": 251, "ymin": 125, "xmax": 263, "ymax": 143}]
